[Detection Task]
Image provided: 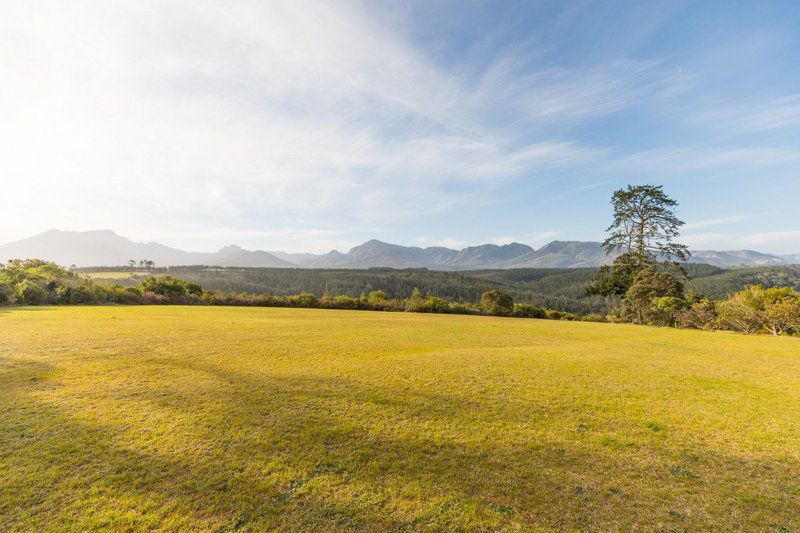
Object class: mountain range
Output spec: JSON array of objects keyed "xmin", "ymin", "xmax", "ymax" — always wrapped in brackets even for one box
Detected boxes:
[{"xmin": 1, "ymin": 229, "xmax": 797, "ymax": 270}]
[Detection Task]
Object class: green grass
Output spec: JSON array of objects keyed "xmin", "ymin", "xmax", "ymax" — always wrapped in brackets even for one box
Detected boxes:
[
  {"xmin": 1, "ymin": 306, "xmax": 799, "ymax": 530},
  {"xmin": 83, "ymin": 271, "xmax": 147, "ymax": 280}
]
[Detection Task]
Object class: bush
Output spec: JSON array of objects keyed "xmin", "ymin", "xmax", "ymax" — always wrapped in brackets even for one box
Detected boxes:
[
  {"xmin": 0, "ymin": 275, "xmax": 15, "ymax": 305},
  {"xmin": 676, "ymin": 299, "xmax": 717, "ymax": 330},
  {"xmin": 139, "ymin": 276, "xmax": 203, "ymax": 304},
  {"xmin": 423, "ymin": 296, "xmax": 451, "ymax": 313},
  {"xmin": 545, "ymin": 309, "xmax": 578, "ymax": 320},
  {"xmin": 717, "ymin": 286, "xmax": 767, "ymax": 334},
  {"xmin": 403, "ymin": 288, "xmax": 425, "ymax": 312},
  {"xmin": 480, "ymin": 290, "xmax": 514, "ymax": 316},
  {"xmin": 620, "ymin": 269, "xmax": 683, "ymax": 324},
  {"xmin": 512, "ymin": 303, "xmax": 546, "ymax": 318},
  {"xmin": 16, "ymin": 279, "xmax": 48, "ymax": 305},
  {"xmin": 289, "ymin": 292, "xmax": 320, "ymax": 308},
  {"xmin": 648, "ymin": 296, "xmax": 689, "ymax": 327},
  {"xmin": 367, "ymin": 290, "xmax": 389, "ymax": 307},
  {"xmin": 141, "ymin": 291, "xmax": 168, "ymax": 305}
]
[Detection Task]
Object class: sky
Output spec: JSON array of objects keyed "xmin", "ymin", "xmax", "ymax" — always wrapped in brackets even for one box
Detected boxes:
[{"xmin": 1, "ymin": 0, "xmax": 799, "ymax": 254}]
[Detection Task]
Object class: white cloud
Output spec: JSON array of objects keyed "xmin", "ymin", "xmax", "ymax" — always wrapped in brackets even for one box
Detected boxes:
[
  {"xmin": 692, "ymin": 94, "xmax": 800, "ymax": 133},
  {"xmin": 739, "ymin": 230, "xmax": 800, "ymax": 247},
  {"xmin": 611, "ymin": 146, "xmax": 800, "ymax": 176},
  {"xmin": 0, "ymin": 0, "xmax": 679, "ymax": 250},
  {"xmin": 683, "ymin": 214, "xmax": 754, "ymax": 230}
]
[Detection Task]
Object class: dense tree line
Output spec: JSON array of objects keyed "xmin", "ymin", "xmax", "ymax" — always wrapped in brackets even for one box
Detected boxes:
[
  {"xmin": 1, "ymin": 259, "xmax": 586, "ymax": 321},
  {"xmin": 84, "ymin": 265, "xmax": 615, "ymax": 314},
  {"xmin": 78, "ymin": 262, "xmax": 795, "ymax": 318},
  {"xmin": 5, "ymin": 258, "xmax": 798, "ymax": 335}
]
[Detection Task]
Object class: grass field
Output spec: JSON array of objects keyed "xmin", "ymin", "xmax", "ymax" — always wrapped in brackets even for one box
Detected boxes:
[
  {"xmin": 83, "ymin": 271, "xmax": 146, "ymax": 280},
  {"xmin": 1, "ymin": 306, "xmax": 799, "ymax": 530}
]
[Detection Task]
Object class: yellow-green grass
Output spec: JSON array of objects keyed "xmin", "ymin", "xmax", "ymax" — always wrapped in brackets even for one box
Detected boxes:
[
  {"xmin": 83, "ymin": 271, "xmax": 145, "ymax": 280},
  {"xmin": 1, "ymin": 306, "xmax": 799, "ymax": 531}
]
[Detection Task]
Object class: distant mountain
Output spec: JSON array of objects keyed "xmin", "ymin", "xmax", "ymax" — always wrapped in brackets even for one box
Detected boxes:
[
  {"xmin": 0, "ymin": 230, "xmax": 294, "ymax": 268},
  {"xmin": 299, "ymin": 240, "xmax": 534, "ymax": 269},
  {"xmin": 450, "ymin": 243, "xmax": 534, "ymax": 269},
  {"xmin": 1, "ymin": 229, "xmax": 798, "ymax": 269},
  {"xmin": 492, "ymin": 241, "xmax": 614, "ymax": 268},
  {"xmin": 687, "ymin": 250, "xmax": 789, "ymax": 268},
  {"xmin": 210, "ymin": 245, "xmax": 296, "ymax": 268}
]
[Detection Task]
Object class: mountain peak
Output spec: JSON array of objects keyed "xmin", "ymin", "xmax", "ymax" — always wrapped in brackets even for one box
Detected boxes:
[
  {"xmin": 1, "ymin": 230, "xmax": 797, "ymax": 269},
  {"xmin": 218, "ymin": 244, "xmax": 243, "ymax": 253}
]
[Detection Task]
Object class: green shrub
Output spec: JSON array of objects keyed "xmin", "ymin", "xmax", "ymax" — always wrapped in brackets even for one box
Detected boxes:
[
  {"xmin": 513, "ymin": 303, "xmax": 546, "ymax": 318},
  {"xmin": 139, "ymin": 276, "xmax": 203, "ymax": 303},
  {"xmin": 480, "ymin": 290, "xmax": 514, "ymax": 316},
  {"xmin": 16, "ymin": 279, "xmax": 48, "ymax": 305},
  {"xmin": 0, "ymin": 274, "xmax": 14, "ymax": 305}
]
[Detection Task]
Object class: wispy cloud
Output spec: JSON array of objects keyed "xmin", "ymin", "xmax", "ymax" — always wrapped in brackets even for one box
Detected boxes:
[
  {"xmin": 0, "ymin": 1, "xmax": 685, "ymax": 249},
  {"xmin": 739, "ymin": 230, "xmax": 800, "ymax": 247},
  {"xmin": 692, "ymin": 94, "xmax": 800, "ymax": 133},
  {"xmin": 683, "ymin": 214, "xmax": 755, "ymax": 230},
  {"xmin": 1, "ymin": 1, "xmax": 798, "ymax": 254}
]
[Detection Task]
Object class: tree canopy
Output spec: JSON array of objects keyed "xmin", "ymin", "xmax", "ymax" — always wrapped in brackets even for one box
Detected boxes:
[{"xmin": 603, "ymin": 185, "xmax": 689, "ymax": 264}]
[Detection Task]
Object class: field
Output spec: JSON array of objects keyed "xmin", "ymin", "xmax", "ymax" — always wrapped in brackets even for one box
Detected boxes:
[
  {"xmin": 84, "ymin": 271, "xmax": 147, "ymax": 280},
  {"xmin": 1, "ymin": 307, "xmax": 799, "ymax": 530}
]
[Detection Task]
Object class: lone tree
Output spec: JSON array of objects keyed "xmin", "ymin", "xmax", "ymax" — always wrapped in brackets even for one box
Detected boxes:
[
  {"xmin": 587, "ymin": 185, "xmax": 689, "ymax": 296},
  {"xmin": 603, "ymin": 185, "xmax": 689, "ymax": 264}
]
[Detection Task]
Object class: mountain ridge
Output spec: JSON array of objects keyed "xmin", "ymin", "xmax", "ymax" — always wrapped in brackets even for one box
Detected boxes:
[{"xmin": 1, "ymin": 229, "xmax": 797, "ymax": 270}]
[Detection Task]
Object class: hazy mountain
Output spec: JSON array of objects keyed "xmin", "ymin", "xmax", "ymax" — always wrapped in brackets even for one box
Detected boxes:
[
  {"xmin": 493, "ymin": 241, "xmax": 614, "ymax": 268},
  {"xmin": 687, "ymin": 250, "xmax": 790, "ymax": 268},
  {"xmin": 2, "ymin": 229, "xmax": 798, "ymax": 269},
  {"xmin": 303, "ymin": 240, "xmax": 450, "ymax": 269},
  {"xmin": 210, "ymin": 245, "xmax": 296, "ymax": 268},
  {"xmin": 268, "ymin": 251, "xmax": 320, "ymax": 266},
  {"xmin": 0, "ymin": 230, "xmax": 294, "ymax": 268},
  {"xmin": 449, "ymin": 243, "xmax": 534, "ymax": 269},
  {"xmin": 301, "ymin": 240, "xmax": 533, "ymax": 269}
]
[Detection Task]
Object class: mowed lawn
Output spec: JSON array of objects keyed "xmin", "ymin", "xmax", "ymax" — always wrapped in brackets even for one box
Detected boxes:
[{"xmin": 1, "ymin": 307, "xmax": 799, "ymax": 531}]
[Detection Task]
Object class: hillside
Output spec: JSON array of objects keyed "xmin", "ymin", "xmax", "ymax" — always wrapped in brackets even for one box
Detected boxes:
[{"xmin": 2, "ymin": 306, "xmax": 798, "ymax": 530}]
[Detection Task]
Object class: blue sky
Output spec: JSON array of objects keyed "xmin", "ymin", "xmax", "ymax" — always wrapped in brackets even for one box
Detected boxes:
[{"xmin": 1, "ymin": 0, "xmax": 799, "ymax": 253}]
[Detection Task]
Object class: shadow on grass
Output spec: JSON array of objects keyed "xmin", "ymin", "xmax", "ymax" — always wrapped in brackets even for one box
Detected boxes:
[{"xmin": 1, "ymin": 356, "xmax": 798, "ymax": 531}]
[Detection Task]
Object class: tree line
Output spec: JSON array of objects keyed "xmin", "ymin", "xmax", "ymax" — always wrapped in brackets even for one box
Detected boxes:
[
  {"xmin": 0, "ymin": 259, "xmax": 586, "ymax": 320},
  {"xmin": 2, "ymin": 254, "xmax": 798, "ymax": 335}
]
